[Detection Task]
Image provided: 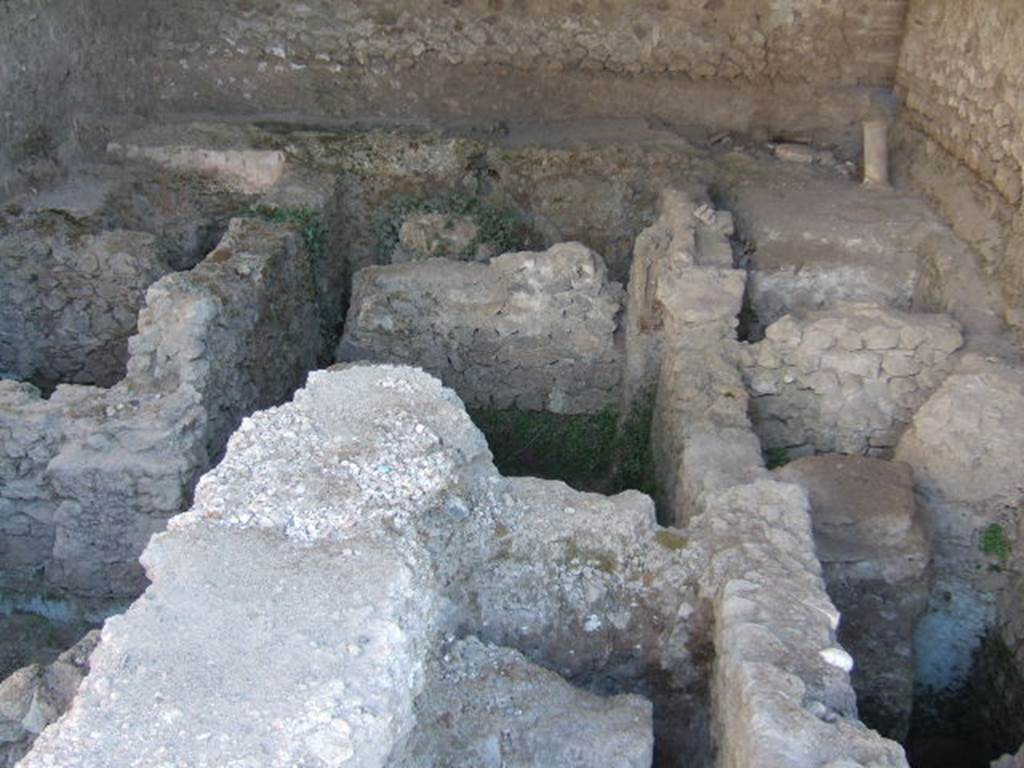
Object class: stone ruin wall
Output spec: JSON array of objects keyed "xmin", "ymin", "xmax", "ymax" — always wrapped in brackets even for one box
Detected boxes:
[
  {"xmin": 742, "ymin": 304, "xmax": 963, "ymax": 457},
  {"xmin": 137, "ymin": 0, "xmax": 906, "ymax": 139},
  {"xmin": 0, "ymin": 218, "xmax": 320, "ymax": 602},
  {"xmin": 895, "ymin": 0, "xmax": 1024, "ymax": 342},
  {"xmin": 16, "ymin": 361, "xmax": 910, "ymax": 768},
  {"xmin": 339, "ymin": 242, "xmax": 624, "ymax": 414}
]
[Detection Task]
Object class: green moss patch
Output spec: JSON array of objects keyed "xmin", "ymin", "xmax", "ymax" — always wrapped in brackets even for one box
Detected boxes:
[
  {"xmin": 981, "ymin": 523, "xmax": 1012, "ymax": 562},
  {"xmin": 242, "ymin": 205, "xmax": 326, "ymax": 264}
]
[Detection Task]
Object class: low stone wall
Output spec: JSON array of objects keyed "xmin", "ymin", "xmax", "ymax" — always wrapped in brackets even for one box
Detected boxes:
[
  {"xmin": 742, "ymin": 303, "xmax": 962, "ymax": 457},
  {"xmin": 338, "ymin": 243, "xmax": 623, "ymax": 414},
  {"xmin": 0, "ymin": 218, "xmax": 320, "ymax": 599},
  {"xmin": 0, "ymin": 213, "xmax": 169, "ymax": 390},
  {"xmin": 625, "ymin": 190, "xmax": 908, "ymax": 765}
]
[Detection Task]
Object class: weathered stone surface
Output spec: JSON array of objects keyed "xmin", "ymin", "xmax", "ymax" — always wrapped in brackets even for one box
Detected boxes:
[
  {"xmin": 895, "ymin": 356, "xmax": 1024, "ymax": 693},
  {"xmin": 894, "ymin": 0, "xmax": 1024, "ymax": 346},
  {"xmin": 395, "ymin": 637, "xmax": 654, "ymax": 768},
  {"xmin": 743, "ymin": 302, "xmax": 962, "ymax": 456},
  {"xmin": 20, "ymin": 367, "xmax": 666, "ymax": 767},
  {"xmin": 0, "ymin": 212, "xmax": 169, "ymax": 390},
  {"xmin": 0, "ymin": 217, "xmax": 321, "ymax": 598},
  {"xmin": 993, "ymin": 743, "xmax": 1024, "ymax": 768},
  {"xmin": 776, "ymin": 455, "xmax": 930, "ymax": 740},
  {"xmin": 0, "ymin": 630, "xmax": 98, "ymax": 768},
  {"xmin": 392, "ymin": 212, "xmax": 485, "ymax": 263},
  {"xmin": 107, "ymin": 142, "xmax": 286, "ymax": 194},
  {"xmin": 721, "ymin": 178, "xmax": 925, "ymax": 336},
  {"xmin": 697, "ymin": 479, "xmax": 909, "ymax": 768},
  {"xmin": 339, "ymin": 243, "xmax": 623, "ymax": 414}
]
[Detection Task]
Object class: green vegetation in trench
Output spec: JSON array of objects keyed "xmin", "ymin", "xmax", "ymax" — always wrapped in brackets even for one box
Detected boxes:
[
  {"xmin": 374, "ymin": 190, "xmax": 530, "ymax": 260},
  {"xmin": 981, "ymin": 523, "xmax": 1012, "ymax": 563},
  {"xmin": 764, "ymin": 446, "xmax": 791, "ymax": 470},
  {"xmin": 469, "ymin": 394, "xmax": 656, "ymax": 497},
  {"xmin": 242, "ymin": 205, "xmax": 327, "ymax": 265}
]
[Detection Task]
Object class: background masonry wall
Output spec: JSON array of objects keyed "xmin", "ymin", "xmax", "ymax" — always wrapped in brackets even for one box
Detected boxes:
[
  {"xmin": 894, "ymin": 0, "xmax": 1024, "ymax": 342},
  {"xmin": 1, "ymin": 0, "xmax": 911, "ymax": 198}
]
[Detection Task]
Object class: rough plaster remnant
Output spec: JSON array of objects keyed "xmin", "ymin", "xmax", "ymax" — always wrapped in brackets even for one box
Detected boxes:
[
  {"xmin": 895, "ymin": 356, "xmax": 1024, "ymax": 692},
  {"xmin": 107, "ymin": 143, "xmax": 287, "ymax": 194},
  {"xmin": 0, "ymin": 218, "xmax": 320, "ymax": 598},
  {"xmin": 0, "ymin": 214, "xmax": 169, "ymax": 389},
  {"xmin": 20, "ymin": 365, "xmax": 906, "ymax": 767},
  {"xmin": 742, "ymin": 302, "xmax": 963, "ymax": 456},
  {"xmin": 776, "ymin": 456, "xmax": 930, "ymax": 741},
  {"xmin": 396, "ymin": 637, "xmax": 654, "ymax": 768},
  {"xmin": 0, "ymin": 630, "xmax": 98, "ymax": 767},
  {"xmin": 339, "ymin": 243, "xmax": 623, "ymax": 414}
]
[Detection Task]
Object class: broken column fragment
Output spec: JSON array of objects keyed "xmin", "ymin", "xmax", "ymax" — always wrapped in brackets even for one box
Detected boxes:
[{"xmin": 776, "ymin": 455, "xmax": 931, "ymax": 741}]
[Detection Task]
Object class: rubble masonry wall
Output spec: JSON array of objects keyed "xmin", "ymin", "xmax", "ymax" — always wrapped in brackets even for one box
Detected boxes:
[
  {"xmin": 627, "ymin": 191, "xmax": 908, "ymax": 766},
  {"xmin": 0, "ymin": 215, "xmax": 170, "ymax": 389},
  {"xmin": 0, "ymin": 218, "xmax": 320, "ymax": 600},
  {"xmin": 894, "ymin": 0, "xmax": 1024, "ymax": 342},
  {"xmin": 338, "ymin": 243, "xmax": 623, "ymax": 414},
  {"xmin": 742, "ymin": 303, "xmax": 963, "ymax": 457}
]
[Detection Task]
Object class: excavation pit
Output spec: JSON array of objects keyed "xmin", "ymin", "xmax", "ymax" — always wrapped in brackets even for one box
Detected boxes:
[{"xmin": 2, "ymin": 122, "xmax": 1023, "ymax": 768}]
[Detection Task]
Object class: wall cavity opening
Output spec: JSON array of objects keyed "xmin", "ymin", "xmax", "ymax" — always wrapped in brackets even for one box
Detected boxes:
[{"xmin": 469, "ymin": 399, "xmax": 657, "ymax": 497}]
